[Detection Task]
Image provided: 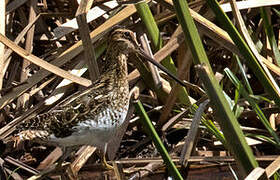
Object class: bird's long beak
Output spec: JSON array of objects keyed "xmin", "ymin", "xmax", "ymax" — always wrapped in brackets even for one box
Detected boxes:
[{"xmin": 137, "ymin": 47, "xmax": 186, "ymax": 88}]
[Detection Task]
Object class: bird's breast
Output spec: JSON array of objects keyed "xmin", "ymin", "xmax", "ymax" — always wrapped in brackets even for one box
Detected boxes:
[{"xmin": 48, "ymin": 104, "xmax": 129, "ymax": 147}]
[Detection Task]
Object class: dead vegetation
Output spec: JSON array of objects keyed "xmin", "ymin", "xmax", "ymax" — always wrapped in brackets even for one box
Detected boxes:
[{"xmin": 0, "ymin": 0, "xmax": 280, "ymax": 179}]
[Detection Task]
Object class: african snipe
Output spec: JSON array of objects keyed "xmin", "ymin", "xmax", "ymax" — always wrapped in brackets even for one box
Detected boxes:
[{"xmin": 16, "ymin": 29, "xmax": 140, "ymax": 162}]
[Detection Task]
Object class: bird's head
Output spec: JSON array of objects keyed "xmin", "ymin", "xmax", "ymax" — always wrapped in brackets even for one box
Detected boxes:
[
  {"xmin": 108, "ymin": 28, "xmax": 186, "ymax": 87},
  {"xmin": 109, "ymin": 29, "xmax": 140, "ymax": 54}
]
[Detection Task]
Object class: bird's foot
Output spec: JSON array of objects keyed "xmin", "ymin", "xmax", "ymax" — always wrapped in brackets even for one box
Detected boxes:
[
  {"xmin": 102, "ymin": 155, "xmax": 113, "ymax": 170},
  {"xmin": 54, "ymin": 162, "xmax": 70, "ymax": 172}
]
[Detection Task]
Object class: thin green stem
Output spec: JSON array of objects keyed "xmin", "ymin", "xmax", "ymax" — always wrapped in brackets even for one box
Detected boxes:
[{"xmin": 134, "ymin": 100, "xmax": 183, "ymax": 180}]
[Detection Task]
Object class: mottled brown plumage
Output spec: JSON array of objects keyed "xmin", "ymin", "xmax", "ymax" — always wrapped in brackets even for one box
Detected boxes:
[{"xmin": 16, "ymin": 29, "xmax": 139, "ymax": 151}]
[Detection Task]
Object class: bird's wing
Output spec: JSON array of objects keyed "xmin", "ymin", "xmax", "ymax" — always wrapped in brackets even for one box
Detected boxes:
[{"xmin": 17, "ymin": 75, "xmax": 114, "ymax": 138}]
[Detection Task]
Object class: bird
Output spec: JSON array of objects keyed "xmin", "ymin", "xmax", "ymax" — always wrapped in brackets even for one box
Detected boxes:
[
  {"xmin": 14, "ymin": 28, "xmax": 186, "ymax": 172},
  {"xmin": 15, "ymin": 28, "xmax": 141, "ymax": 167}
]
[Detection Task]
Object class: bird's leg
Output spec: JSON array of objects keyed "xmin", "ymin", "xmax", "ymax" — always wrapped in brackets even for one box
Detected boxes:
[
  {"xmin": 101, "ymin": 143, "xmax": 113, "ymax": 170},
  {"xmin": 56, "ymin": 147, "xmax": 72, "ymax": 169}
]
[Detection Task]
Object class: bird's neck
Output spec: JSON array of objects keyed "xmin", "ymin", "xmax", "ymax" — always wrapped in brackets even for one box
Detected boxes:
[
  {"xmin": 103, "ymin": 49, "xmax": 129, "ymax": 79},
  {"xmin": 112, "ymin": 53, "xmax": 128, "ymax": 78}
]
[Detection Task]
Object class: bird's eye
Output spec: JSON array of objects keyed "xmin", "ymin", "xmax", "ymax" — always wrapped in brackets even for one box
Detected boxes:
[{"xmin": 124, "ymin": 31, "xmax": 130, "ymax": 37}]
